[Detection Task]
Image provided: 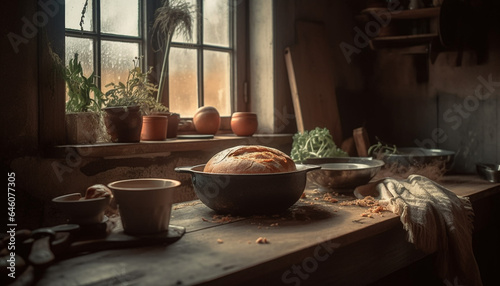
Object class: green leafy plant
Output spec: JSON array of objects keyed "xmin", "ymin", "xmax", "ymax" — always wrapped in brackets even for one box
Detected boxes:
[
  {"xmin": 104, "ymin": 57, "xmax": 168, "ymax": 115},
  {"xmin": 62, "ymin": 53, "xmax": 104, "ymax": 113},
  {"xmin": 367, "ymin": 137, "xmax": 398, "ymax": 156},
  {"xmin": 291, "ymin": 127, "xmax": 347, "ymax": 163},
  {"xmin": 152, "ymin": 0, "xmax": 195, "ymax": 103}
]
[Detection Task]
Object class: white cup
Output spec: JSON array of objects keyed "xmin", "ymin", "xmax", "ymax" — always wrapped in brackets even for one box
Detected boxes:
[{"xmin": 107, "ymin": 178, "xmax": 181, "ymax": 234}]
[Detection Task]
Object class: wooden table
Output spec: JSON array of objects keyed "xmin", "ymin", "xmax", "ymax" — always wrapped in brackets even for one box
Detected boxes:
[{"xmin": 37, "ymin": 175, "xmax": 500, "ymax": 286}]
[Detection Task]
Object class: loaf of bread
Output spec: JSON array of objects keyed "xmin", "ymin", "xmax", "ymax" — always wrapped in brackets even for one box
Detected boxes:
[{"xmin": 203, "ymin": 145, "xmax": 296, "ymax": 174}]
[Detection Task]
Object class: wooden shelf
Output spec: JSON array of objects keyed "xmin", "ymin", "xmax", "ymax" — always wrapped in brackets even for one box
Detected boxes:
[
  {"xmin": 357, "ymin": 6, "xmax": 441, "ymax": 52},
  {"xmin": 360, "ymin": 7, "xmax": 440, "ymax": 20},
  {"xmin": 369, "ymin": 33, "xmax": 438, "ymax": 50}
]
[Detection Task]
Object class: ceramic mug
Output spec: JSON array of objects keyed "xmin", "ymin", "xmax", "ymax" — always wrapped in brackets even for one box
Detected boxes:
[{"xmin": 107, "ymin": 178, "xmax": 181, "ymax": 234}]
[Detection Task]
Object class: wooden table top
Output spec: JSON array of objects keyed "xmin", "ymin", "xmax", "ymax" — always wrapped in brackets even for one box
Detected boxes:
[{"xmin": 37, "ymin": 175, "xmax": 500, "ymax": 286}]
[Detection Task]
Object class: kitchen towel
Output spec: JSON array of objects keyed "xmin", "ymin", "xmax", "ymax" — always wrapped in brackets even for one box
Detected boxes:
[{"xmin": 354, "ymin": 174, "xmax": 482, "ymax": 286}]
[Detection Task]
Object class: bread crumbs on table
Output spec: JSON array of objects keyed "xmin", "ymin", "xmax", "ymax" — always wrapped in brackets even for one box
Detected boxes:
[
  {"xmin": 256, "ymin": 237, "xmax": 269, "ymax": 244},
  {"xmin": 322, "ymin": 193, "xmax": 339, "ymax": 203}
]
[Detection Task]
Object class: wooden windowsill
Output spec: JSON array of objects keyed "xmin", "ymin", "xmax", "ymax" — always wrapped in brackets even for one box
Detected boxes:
[{"xmin": 49, "ymin": 134, "xmax": 293, "ymax": 158}]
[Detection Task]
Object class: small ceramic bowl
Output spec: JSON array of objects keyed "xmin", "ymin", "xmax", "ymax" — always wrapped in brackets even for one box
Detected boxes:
[{"xmin": 52, "ymin": 193, "xmax": 110, "ymax": 225}]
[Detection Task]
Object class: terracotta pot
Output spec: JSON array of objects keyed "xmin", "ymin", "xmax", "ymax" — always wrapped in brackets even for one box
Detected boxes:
[
  {"xmin": 231, "ymin": 112, "xmax": 258, "ymax": 136},
  {"xmin": 193, "ymin": 106, "xmax": 220, "ymax": 135},
  {"xmin": 65, "ymin": 112, "xmax": 101, "ymax": 144},
  {"xmin": 141, "ymin": 115, "xmax": 168, "ymax": 141},
  {"xmin": 103, "ymin": 106, "xmax": 143, "ymax": 143},
  {"xmin": 152, "ymin": 112, "xmax": 180, "ymax": 138}
]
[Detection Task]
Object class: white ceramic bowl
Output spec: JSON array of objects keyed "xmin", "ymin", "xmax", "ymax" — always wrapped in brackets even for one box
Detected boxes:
[
  {"xmin": 107, "ymin": 178, "xmax": 181, "ymax": 234},
  {"xmin": 52, "ymin": 193, "xmax": 110, "ymax": 224}
]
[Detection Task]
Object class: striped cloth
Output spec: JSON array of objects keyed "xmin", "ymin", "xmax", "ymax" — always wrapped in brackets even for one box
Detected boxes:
[{"xmin": 354, "ymin": 175, "xmax": 482, "ymax": 286}]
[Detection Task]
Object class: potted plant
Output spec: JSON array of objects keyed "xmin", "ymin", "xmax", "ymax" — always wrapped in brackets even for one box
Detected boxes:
[
  {"xmin": 103, "ymin": 57, "xmax": 169, "ymax": 142},
  {"xmin": 58, "ymin": 53, "xmax": 106, "ymax": 144},
  {"xmin": 152, "ymin": 0, "xmax": 195, "ymax": 138}
]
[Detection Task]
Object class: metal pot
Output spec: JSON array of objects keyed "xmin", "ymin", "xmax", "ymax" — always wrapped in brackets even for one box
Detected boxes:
[
  {"xmin": 380, "ymin": 147, "xmax": 455, "ymax": 170},
  {"xmin": 304, "ymin": 157, "xmax": 385, "ymax": 192},
  {"xmin": 175, "ymin": 164, "xmax": 320, "ymax": 215}
]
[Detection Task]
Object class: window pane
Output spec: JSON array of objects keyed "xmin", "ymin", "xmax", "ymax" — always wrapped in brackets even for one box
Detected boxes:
[
  {"xmin": 172, "ymin": 0, "xmax": 197, "ymax": 43},
  {"xmin": 203, "ymin": 0, "xmax": 229, "ymax": 47},
  {"xmin": 101, "ymin": 0, "xmax": 139, "ymax": 36},
  {"xmin": 101, "ymin": 41, "xmax": 140, "ymax": 92},
  {"xmin": 66, "ymin": 0, "xmax": 93, "ymax": 31},
  {"xmin": 203, "ymin": 50, "xmax": 230, "ymax": 116},
  {"xmin": 169, "ymin": 48, "xmax": 198, "ymax": 117},
  {"xmin": 65, "ymin": 37, "xmax": 94, "ymax": 77}
]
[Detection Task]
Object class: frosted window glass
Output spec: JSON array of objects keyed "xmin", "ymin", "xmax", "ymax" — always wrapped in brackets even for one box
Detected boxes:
[
  {"xmin": 203, "ymin": 51, "xmax": 230, "ymax": 116},
  {"xmin": 169, "ymin": 48, "xmax": 198, "ymax": 117},
  {"xmin": 101, "ymin": 0, "xmax": 139, "ymax": 36},
  {"xmin": 101, "ymin": 41, "xmax": 140, "ymax": 92},
  {"xmin": 203, "ymin": 0, "xmax": 229, "ymax": 47},
  {"xmin": 65, "ymin": 37, "xmax": 94, "ymax": 77},
  {"xmin": 172, "ymin": 0, "xmax": 197, "ymax": 43},
  {"xmin": 66, "ymin": 0, "xmax": 93, "ymax": 31}
]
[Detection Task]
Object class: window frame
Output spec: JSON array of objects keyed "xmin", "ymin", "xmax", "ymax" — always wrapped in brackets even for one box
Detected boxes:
[
  {"xmin": 164, "ymin": 0, "xmax": 233, "ymax": 117},
  {"xmin": 42, "ymin": 0, "xmax": 248, "ymax": 147},
  {"xmin": 64, "ymin": 0, "xmax": 146, "ymax": 90},
  {"xmin": 154, "ymin": 0, "xmax": 248, "ymax": 127}
]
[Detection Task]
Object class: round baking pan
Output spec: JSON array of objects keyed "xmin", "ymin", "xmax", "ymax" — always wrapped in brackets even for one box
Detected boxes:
[{"xmin": 175, "ymin": 164, "xmax": 320, "ymax": 215}]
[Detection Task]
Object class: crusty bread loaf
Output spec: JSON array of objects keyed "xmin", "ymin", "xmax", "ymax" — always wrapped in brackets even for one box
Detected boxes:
[{"xmin": 203, "ymin": 145, "xmax": 296, "ymax": 174}]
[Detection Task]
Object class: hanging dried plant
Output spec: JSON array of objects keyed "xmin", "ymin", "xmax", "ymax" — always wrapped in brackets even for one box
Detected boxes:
[
  {"xmin": 80, "ymin": 0, "xmax": 89, "ymax": 32},
  {"xmin": 152, "ymin": 0, "xmax": 196, "ymax": 103}
]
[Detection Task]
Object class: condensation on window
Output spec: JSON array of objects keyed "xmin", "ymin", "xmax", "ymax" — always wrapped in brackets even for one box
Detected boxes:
[
  {"xmin": 101, "ymin": 41, "xmax": 140, "ymax": 92},
  {"xmin": 64, "ymin": 37, "xmax": 95, "ymax": 103},
  {"xmin": 203, "ymin": 0, "xmax": 229, "ymax": 47},
  {"xmin": 169, "ymin": 47, "xmax": 198, "ymax": 117},
  {"xmin": 101, "ymin": 0, "xmax": 139, "ymax": 37},
  {"xmin": 66, "ymin": 0, "xmax": 93, "ymax": 31},
  {"xmin": 203, "ymin": 50, "xmax": 230, "ymax": 116},
  {"xmin": 65, "ymin": 37, "xmax": 94, "ymax": 77}
]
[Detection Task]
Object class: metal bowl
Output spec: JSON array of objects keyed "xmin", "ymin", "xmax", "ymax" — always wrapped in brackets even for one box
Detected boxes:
[
  {"xmin": 175, "ymin": 164, "xmax": 320, "ymax": 215},
  {"xmin": 380, "ymin": 147, "xmax": 455, "ymax": 170},
  {"xmin": 304, "ymin": 157, "xmax": 385, "ymax": 192},
  {"xmin": 476, "ymin": 163, "xmax": 500, "ymax": 183}
]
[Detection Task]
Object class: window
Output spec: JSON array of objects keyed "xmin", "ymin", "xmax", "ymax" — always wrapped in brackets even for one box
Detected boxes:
[
  {"xmin": 168, "ymin": 0, "xmax": 233, "ymax": 117},
  {"xmin": 65, "ymin": 0, "xmax": 143, "ymax": 91},
  {"xmin": 65, "ymin": 0, "xmax": 240, "ymax": 119}
]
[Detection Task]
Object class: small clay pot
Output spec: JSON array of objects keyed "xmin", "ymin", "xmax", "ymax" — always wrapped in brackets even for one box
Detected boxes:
[
  {"xmin": 231, "ymin": 112, "xmax": 258, "ymax": 136},
  {"xmin": 141, "ymin": 115, "xmax": 168, "ymax": 141},
  {"xmin": 103, "ymin": 106, "xmax": 143, "ymax": 143}
]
